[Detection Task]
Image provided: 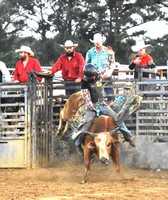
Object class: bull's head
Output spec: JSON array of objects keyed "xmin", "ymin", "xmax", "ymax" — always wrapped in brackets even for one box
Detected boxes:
[{"xmin": 86, "ymin": 129, "xmax": 120, "ymax": 164}]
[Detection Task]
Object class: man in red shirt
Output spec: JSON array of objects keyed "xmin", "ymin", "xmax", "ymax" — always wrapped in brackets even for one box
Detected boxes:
[
  {"xmin": 129, "ymin": 41, "xmax": 155, "ymax": 79},
  {"xmin": 47, "ymin": 40, "xmax": 86, "ymax": 96},
  {"xmin": 14, "ymin": 46, "xmax": 42, "ymax": 83}
]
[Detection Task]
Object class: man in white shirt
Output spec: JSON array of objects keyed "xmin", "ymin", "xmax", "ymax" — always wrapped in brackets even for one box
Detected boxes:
[{"xmin": 0, "ymin": 61, "xmax": 11, "ymax": 83}]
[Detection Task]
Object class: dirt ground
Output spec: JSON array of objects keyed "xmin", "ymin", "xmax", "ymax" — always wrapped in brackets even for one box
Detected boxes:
[{"xmin": 0, "ymin": 160, "xmax": 168, "ymax": 200}]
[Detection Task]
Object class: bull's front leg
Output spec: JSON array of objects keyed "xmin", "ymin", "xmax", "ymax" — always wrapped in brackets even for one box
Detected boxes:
[
  {"xmin": 81, "ymin": 148, "xmax": 93, "ymax": 184},
  {"xmin": 111, "ymin": 144, "xmax": 123, "ymax": 178},
  {"xmin": 81, "ymin": 163, "xmax": 91, "ymax": 184}
]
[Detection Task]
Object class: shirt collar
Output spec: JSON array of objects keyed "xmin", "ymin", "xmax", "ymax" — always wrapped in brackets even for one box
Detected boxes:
[{"xmin": 93, "ymin": 46, "xmax": 106, "ymax": 53}]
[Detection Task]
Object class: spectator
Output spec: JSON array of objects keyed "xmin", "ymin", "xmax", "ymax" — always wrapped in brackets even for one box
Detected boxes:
[
  {"xmin": 85, "ymin": 33, "xmax": 115, "ymax": 103},
  {"xmin": 129, "ymin": 41, "xmax": 155, "ymax": 80},
  {"xmin": 0, "ymin": 61, "xmax": 11, "ymax": 83},
  {"xmin": 14, "ymin": 46, "xmax": 42, "ymax": 83},
  {"xmin": 47, "ymin": 40, "xmax": 86, "ymax": 96}
]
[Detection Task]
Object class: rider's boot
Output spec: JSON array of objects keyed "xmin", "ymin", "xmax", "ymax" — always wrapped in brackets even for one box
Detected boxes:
[
  {"xmin": 119, "ymin": 122, "xmax": 136, "ymax": 147},
  {"xmin": 76, "ymin": 145, "xmax": 84, "ymax": 156},
  {"xmin": 124, "ymin": 137, "xmax": 136, "ymax": 147}
]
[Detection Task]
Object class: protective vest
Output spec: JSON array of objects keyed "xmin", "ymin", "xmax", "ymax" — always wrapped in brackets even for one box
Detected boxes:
[{"xmin": 86, "ymin": 79, "xmax": 105, "ymax": 104}]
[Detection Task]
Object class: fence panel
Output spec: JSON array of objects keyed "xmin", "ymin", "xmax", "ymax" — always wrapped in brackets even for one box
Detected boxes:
[
  {"xmin": 135, "ymin": 80, "xmax": 168, "ymax": 169},
  {"xmin": 0, "ymin": 84, "xmax": 30, "ymax": 168},
  {"xmin": 136, "ymin": 80, "xmax": 168, "ymax": 136}
]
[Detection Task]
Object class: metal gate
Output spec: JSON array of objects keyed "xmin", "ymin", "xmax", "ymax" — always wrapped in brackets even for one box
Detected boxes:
[
  {"xmin": 27, "ymin": 72, "xmax": 54, "ymax": 168},
  {"xmin": 0, "ymin": 72, "xmax": 55, "ymax": 168},
  {"xmin": 0, "ymin": 84, "xmax": 29, "ymax": 168}
]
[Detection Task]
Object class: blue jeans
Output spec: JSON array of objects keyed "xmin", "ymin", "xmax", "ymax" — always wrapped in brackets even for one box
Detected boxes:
[
  {"xmin": 104, "ymin": 81, "xmax": 115, "ymax": 102},
  {"xmin": 65, "ymin": 82, "xmax": 81, "ymax": 97}
]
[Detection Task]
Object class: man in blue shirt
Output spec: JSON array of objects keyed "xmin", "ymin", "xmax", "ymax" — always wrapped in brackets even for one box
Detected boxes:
[{"xmin": 85, "ymin": 33, "xmax": 115, "ymax": 103}]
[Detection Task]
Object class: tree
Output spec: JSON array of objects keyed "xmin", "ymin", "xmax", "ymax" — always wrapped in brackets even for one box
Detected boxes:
[
  {"xmin": 150, "ymin": 35, "xmax": 168, "ymax": 65},
  {"xmin": 0, "ymin": 0, "xmax": 26, "ymax": 67},
  {"xmin": 0, "ymin": 0, "xmax": 168, "ymax": 66},
  {"xmin": 102, "ymin": 0, "xmax": 167, "ymax": 63}
]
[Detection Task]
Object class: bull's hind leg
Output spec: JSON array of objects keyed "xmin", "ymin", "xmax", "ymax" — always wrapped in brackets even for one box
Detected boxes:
[
  {"xmin": 56, "ymin": 110, "xmax": 64, "ymax": 136},
  {"xmin": 61, "ymin": 121, "xmax": 70, "ymax": 139}
]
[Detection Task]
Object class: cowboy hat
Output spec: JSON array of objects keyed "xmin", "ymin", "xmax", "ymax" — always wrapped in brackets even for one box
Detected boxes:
[
  {"xmin": 124, "ymin": 82, "xmax": 132, "ymax": 89},
  {"xmin": 15, "ymin": 46, "xmax": 34, "ymax": 56},
  {"xmin": 131, "ymin": 41, "xmax": 151, "ymax": 52},
  {"xmin": 60, "ymin": 40, "xmax": 78, "ymax": 48},
  {"xmin": 89, "ymin": 33, "xmax": 106, "ymax": 44}
]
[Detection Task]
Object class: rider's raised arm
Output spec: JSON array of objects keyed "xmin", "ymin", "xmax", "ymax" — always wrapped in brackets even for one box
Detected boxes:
[{"xmin": 99, "ymin": 46, "xmax": 116, "ymax": 80}]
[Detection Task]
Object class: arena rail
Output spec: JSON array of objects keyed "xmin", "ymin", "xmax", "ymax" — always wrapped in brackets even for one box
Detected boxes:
[{"xmin": 1, "ymin": 61, "xmax": 168, "ymax": 169}]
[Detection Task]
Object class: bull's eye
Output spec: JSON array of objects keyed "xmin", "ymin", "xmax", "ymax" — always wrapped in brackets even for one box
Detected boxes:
[{"xmin": 107, "ymin": 142, "xmax": 111, "ymax": 147}]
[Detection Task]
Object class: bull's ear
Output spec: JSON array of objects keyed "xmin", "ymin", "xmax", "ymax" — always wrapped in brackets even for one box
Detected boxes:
[
  {"xmin": 113, "ymin": 140, "xmax": 121, "ymax": 145},
  {"xmin": 85, "ymin": 131, "xmax": 96, "ymax": 138},
  {"xmin": 87, "ymin": 141, "xmax": 96, "ymax": 149}
]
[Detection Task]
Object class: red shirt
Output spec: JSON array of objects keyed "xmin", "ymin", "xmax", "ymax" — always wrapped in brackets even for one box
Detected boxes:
[
  {"xmin": 132, "ymin": 53, "xmax": 154, "ymax": 68},
  {"xmin": 50, "ymin": 52, "xmax": 86, "ymax": 80},
  {"xmin": 14, "ymin": 57, "xmax": 42, "ymax": 82}
]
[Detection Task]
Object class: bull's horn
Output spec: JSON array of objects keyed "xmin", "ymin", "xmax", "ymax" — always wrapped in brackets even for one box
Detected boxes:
[
  {"xmin": 85, "ymin": 131, "xmax": 96, "ymax": 138},
  {"xmin": 109, "ymin": 127, "xmax": 120, "ymax": 135}
]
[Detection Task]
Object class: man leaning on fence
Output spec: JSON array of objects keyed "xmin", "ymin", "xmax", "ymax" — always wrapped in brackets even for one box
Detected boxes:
[
  {"xmin": 46, "ymin": 40, "xmax": 86, "ymax": 97},
  {"xmin": 14, "ymin": 45, "xmax": 42, "ymax": 83},
  {"xmin": 129, "ymin": 41, "xmax": 156, "ymax": 80}
]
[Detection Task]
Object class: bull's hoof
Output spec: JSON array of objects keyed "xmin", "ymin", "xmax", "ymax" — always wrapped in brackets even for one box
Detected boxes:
[
  {"xmin": 80, "ymin": 179, "xmax": 87, "ymax": 184},
  {"xmin": 90, "ymin": 154, "xmax": 95, "ymax": 164},
  {"xmin": 60, "ymin": 135, "xmax": 65, "ymax": 140},
  {"xmin": 56, "ymin": 130, "xmax": 61, "ymax": 136}
]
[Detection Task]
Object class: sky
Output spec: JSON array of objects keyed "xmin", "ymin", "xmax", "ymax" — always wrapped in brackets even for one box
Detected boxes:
[
  {"xmin": 24, "ymin": 19, "xmax": 168, "ymax": 41},
  {"xmin": 127, "ymin": 20, "xmax": 168, "ymax": 40},
  {"xmin": 102, "ymin": 0, "xmax": 168, "ymax": 41}
]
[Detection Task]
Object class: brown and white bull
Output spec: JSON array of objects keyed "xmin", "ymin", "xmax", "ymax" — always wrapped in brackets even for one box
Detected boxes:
[
  {"xmin": 80, "ymin": 115, "xmax": 122, "ymax": 183},
  {"xmin": 56, "ymin": 92, "xmax": 122, "ymax": 183}
]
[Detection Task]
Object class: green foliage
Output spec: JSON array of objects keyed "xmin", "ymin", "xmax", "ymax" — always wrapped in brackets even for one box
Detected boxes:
[
  {"xmin": 150, "ymin": 35, "xmax": 168, "ymax": 65},
  {"xmin": 0, "ymin": 0, "xmax": 167, "ymax": 67}
]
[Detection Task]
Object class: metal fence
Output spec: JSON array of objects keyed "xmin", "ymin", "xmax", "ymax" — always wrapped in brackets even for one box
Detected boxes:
[
  {"xmin": 1, "ymin": 65, "xmax": 168, "ymax": 168},
  {"xmin": 136, "ymin": 79, "xmax": 168, "ymax": 136},
  {"xmin": 0, "ymin": 84, "xmax": 29, "ymax": 168}
]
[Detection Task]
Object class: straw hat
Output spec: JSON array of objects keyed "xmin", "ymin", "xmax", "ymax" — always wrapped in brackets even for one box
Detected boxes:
[
  {"xmin": 89, "ymin": 33, "xmax": 106, "ymax": 44},
  {"xmin": 131, "ymin": 41, "xmax": 151, "ymax": 52},
  {"xmin": 15, "ymin": 46, "xmax": 34, "ymax": 56},
  {"xmin": 60, "ymin": 40, "xmax": 78, "ymax": 48}
]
